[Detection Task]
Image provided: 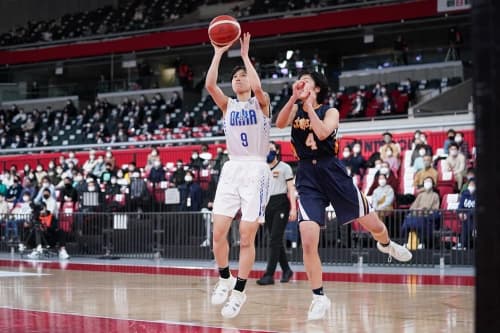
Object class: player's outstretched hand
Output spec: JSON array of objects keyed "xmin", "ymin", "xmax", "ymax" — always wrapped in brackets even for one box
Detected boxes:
[
  {"xmin": 240, "ymin": 32, "xmax": 251, "ymax": 59},
  {"xmin": 212, "ymin": 40, "xmax": 234, "ymax": 55}
]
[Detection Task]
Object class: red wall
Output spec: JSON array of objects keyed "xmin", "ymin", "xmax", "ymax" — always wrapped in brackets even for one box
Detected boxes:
[{"xmin": 0, "ymin": 129, "xmax": 474, "ymax": 171}]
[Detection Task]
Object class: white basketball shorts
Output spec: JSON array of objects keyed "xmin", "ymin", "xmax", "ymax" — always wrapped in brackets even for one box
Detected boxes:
[{"xmin": 213, "ymin": 158, "xmax": 271, "ymax": 223}]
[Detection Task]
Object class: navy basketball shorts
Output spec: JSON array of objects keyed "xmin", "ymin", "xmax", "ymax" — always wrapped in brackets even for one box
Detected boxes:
[{"xmin": 295, "ymin": 157, "xmax": 371, "ymax": 226}]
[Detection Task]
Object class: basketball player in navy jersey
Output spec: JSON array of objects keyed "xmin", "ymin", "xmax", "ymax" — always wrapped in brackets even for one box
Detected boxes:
[
  {"xmin": 276, "ymin": 71, "xmax": 412, "ymax": 320},
  {"xmin": 205, "ymin": 32, "xmax": 272, "ymax": 318}
]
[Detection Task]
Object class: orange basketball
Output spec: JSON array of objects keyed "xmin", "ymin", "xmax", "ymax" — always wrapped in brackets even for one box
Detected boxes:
[{"xmin": 208, "ymin": 15, "xmax": 241, "ymax": 47}]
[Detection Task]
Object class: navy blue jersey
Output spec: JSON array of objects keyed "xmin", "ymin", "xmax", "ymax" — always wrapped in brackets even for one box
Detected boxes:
[{"xmin": 291, "ymin": 104, "xmax": 339, "ymax": 160}]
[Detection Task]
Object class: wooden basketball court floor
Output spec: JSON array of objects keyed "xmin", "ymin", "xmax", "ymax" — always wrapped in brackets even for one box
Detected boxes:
[{"xmin": 0, "ymin": 256, "xmax": 474, "ymax": 333}]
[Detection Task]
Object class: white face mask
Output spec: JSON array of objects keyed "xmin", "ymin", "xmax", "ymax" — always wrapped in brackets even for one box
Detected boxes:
[
  {"xmin": 468, "ymin": 185, "xmax": 475, "ymax": 193},
  {"xmin": 342, "ymin": 151, "xmax": 350, "ymax": 159},
  {"xmin": 353, "ymin": 146, "xmax": 361, "ymax": 154},
  {"xmin": 450, "ymin": 149, "xmax": 458, "ymax": 157},
  {"xmin": 380, "ymin": 167, "xmax": 389, "ymax": 175},
  {"xmin": 184, "ymin": 175, "xmax": 193, "ymax": 182},
  {"xmin": 374, "ymin": 164, "xmax": 381, "ymax": 170},
  {"xmin": 386, "ymin": 150, "xmax": 393, "ymax": 157},
  {"xmin": 423, "ymin": 182, "xmax": 433, "ymax": 191},
  {"xmin": 88, "ymin": 186, "xmax": 95, "ymax": 192},
  {"xmin": 419, "ymin": 149, "xmax": 426, "ymax": 156},
  {"xmin": 378, "ymin": 179, "xmax": 387, "ymax": 187}
]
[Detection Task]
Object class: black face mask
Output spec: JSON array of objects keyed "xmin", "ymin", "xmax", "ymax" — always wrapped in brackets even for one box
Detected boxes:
[
  {"xmin": 266, "ymin": 151, "xmax": 277, "ymax": 164},
  {"xmin": 65, "ymin": 183, "xmax": 72, "ymax": 188}
]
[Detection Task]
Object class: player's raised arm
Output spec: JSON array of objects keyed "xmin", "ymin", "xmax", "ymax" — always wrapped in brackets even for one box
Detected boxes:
[
  {"xmin": 275, "ymin": 80, "xmax": 304, "ymax": 128},
  {"xmin": 240, "ymin": 32, "xmax": 270, "ymax": 117},
  {"xmin": 205, "ymin": 42, "xmax": 233, "ymax": 113},
  {"xmin": 303, "ymin": 90, "xmax": 339, "ymax": 140}
]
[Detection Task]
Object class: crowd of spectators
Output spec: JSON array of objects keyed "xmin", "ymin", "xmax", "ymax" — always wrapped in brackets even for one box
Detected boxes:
[
  {"xmin": 0, "ymin": 144, "xmax": 230, "ymax": 253},
  {"xmin": 341, "ymin": 128, "xmax": 476, "ymax": 250},
  {"xmin": 1, "ymin": 0, "xmax": 401, "ymax": 47},
  {"xmin": 0, "ymin": 125, "xmax": 477, "ymax": 255},
  {"xmin": 0, "ymin": 91, "xmax": 224, "ymax": 150}
]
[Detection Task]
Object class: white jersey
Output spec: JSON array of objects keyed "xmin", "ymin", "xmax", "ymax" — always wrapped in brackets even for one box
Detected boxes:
[{"xmin": 223, "ymin": 97, "xmax": 270, "ymax": 160}]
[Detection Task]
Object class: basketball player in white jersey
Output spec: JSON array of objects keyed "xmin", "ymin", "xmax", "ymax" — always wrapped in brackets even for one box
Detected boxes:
[{"xmin": 205, "ymin": 32, "xmax": 271, "ymax": 318}]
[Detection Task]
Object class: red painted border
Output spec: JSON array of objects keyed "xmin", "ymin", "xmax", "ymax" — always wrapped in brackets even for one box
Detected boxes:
[
  {"xmin": 0, "ymin": 308, "xmax": 273, "ymax": 333},
  {"xmin": 0, "ymin": 259, "xmax": 474, "ymax": 286}
]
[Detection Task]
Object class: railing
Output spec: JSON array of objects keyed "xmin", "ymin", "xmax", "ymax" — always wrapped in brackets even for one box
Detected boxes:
[{"xmin": 0, "ymin": 208, "xmax": 475, "ymax": 267}]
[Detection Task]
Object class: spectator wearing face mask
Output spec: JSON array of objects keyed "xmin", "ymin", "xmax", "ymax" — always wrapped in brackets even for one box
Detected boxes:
[
  {"xmin": 66, "ymin": 151, "xmax": 79, "ymax": 168},
  {"xmin": 379, "ymin": 132, "xmax": 401, "ymax": 160},
  {"xmin": 411, "ymin": 132, "xmax": 432, "ymax": 165},
  {"xmin": 100, "ymin": 163, "xmax": 115, "ymax": 184},
  {"xmin": 413, "ymin": 155, "xmax": 438, "ymax": 193},
  {"xmin": 171, "ymin": 160, "xmax": 187, "ymax": 186},
  {"xmin": 382, "ymin": 146, "xmax": 400, "ymax": 175},
  {"xmin": 41, "ymin": 188, "xmax": 58, "ymax": 219},
  {"xmin": 371, "ymin": 174, "xmax": 395, "ymax": 219},
  {"xmin": 60, "ymin": 177, "xmax": 78, "ymax": 204},
  {"xmin": 378, "ymin": 94, "xmax": 393, "ymax": 116},
  {"xmin": 148, "ymin": 160, "xmax": 166, "ymax": 184},
  {"xmin": 460, "ymin": 168, "xmax": 475, "ymax": 193},
  {"xmin": 80, "ymin": 179, "xmax": 104, "ymax": 212},
  {"xmin": 456, "ymin": 178, "xmax": 476, "ymax": 249},
  {"xmin": 91, "ymin": 155, "xmax": 106, "ymax": 178},
  {"xmin": 34, "ymin": 176, "xmax": 56, "ymax": 204},
  {"xmin": 400, "ymin": 177, "xmax": 440, "ymax": 248},
  {"xmin": 411, "ymin": 145, "xmax": 427, "ymax": 171},
  {"xmin": 367, "ymin": 162, "xmax": 398, "ymax": 196},
  {"xmin": 34, "ymin": 164, "xmax": 47, "ymax": 185},
  {"xmin": 178, "ymin": 171, "xmax": 202, "ymax": 212},
  {"xmin": 443, "ymin": 129, "xmax": 456, "ymax": 154},
  {"xmin": 199, "ymin": 143, "xmax": 213, "ymax": 161},
  {"xmin": 105, "ymin": 176, "xmax": 121, "ymax": 196},
  {"xmin": 104, "ymin": 150, "xmax": 116, "ymax": 170},
  {"xmin": 146, "ymin": 148, "xmax": 160, "ymax": 171},
  {"xmin": 350, "ymin": 141, "xmax": 366, "ymax": 176},
  {"xmin": 5, "ymin": 192, "xmax": 32, "ymax": 242},
  {"xmin": 341, "ymin": 145, "xmax": 354, "ymax": 171},
  {"xmin": 189, "ymin": 151, "xmax": 203, "ymax": 170},
  {"xmin": 454, "ymin": 131, "xmax": 471, "ymax": 159},
  {"xmin": 128, "ymin": 171, "xmax": 149, "ymax": 212},
  {"xmin": 6, "ymin": 176, "xmax": 23, "ymax": 204},
  {"xmin": 444, "ymin": 142, "xmax": 466, "ymax": 190},
  {"xmin": 22, "ymin": 178, "xmax": 36, "ymax": 201},
  {"xmin": 82, "ymin": 150, "xmax": 98, "ymax": 174}
]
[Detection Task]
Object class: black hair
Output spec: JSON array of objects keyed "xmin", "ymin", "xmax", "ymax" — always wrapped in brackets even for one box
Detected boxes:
[
  {"xmin": 270, "ymin": 140, "xmax": 281, "ymax": 153},
  {"xmin": 449, "ymin": 142, "xmax": 459, "ymax": 149},
  {"xmin": 298, "ymin": 70, "xmax": 329, "ymax": 104},
  {"xmin": 231, "ymin": 65, "xmax": 246, "ymax": 78}
]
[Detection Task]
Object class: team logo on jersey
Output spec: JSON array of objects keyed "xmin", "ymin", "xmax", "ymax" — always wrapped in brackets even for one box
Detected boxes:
[
  {"xmin": 293, "ymin": 117, "xmax": 310, "ymax": 130},
  {"xmin": 229, "ymin": 109, "xmax": 258, "ymax": 126}
]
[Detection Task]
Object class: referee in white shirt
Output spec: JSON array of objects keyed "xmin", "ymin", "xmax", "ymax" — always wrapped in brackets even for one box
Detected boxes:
[{"xmin": 257, "ymin": 142, "xmax": 297, "ymax": 285}]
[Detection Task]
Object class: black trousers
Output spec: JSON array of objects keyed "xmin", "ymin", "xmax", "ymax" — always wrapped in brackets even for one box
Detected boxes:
[{"xmin": 263, "ymin": 194, "xmax": 291, "ymax": 276}]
